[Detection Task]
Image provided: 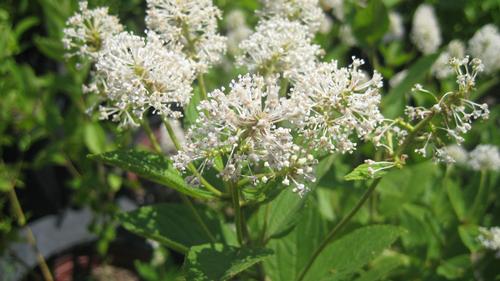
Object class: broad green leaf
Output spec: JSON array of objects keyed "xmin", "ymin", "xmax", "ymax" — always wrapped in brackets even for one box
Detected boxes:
[
  {"xmin": 263, "ymin": 204, "xmax": 327, "ymax": 281},
  {"xmin": 382, "ymin": 54, "xmax": 440, "ymax": 118},
  {"xmin": 261, "ymin": 188, "xmax": 308, "ymax": 241},
  {"xmin": 351, "ymin": 0, "xmax": 389, "ymax": 46},
  {"xmin": 118, "ymin": 203, "xmax": 225, "ymax": 253},
  {"xmin": 458, "ymin": 225, "xmax": 481, "ymax": 252},
  {"xmin": 184, "ymin": 243, "xmax": 273, "ymax": 281},
  {"xmin": 84, "ymin": 123, "xmax": 107, "ymax": 154},
  {"xmin": 344, "ymin": 162, "xmax": 393, "ymax": 181},
  {"xmin": 89, "ymin": 149, "xmax": 216, "ymax": 199},
  {"xmin": 354, "ymin": 254, "xmax": 407, "ymax": 281},
  {"xmin": 436, "ymin": 255, "xmax": 471, "ymax": 280},
  {"xmin": 303, "ymin": 225, "xmax": 404, "ymax": 281}
]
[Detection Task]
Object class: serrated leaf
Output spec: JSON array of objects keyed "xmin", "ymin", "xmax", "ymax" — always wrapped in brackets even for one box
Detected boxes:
[
  {"xmin": 89, "ymin": 149, "xmax": 215, "ymax": 199},
  {"xmin": 344, "ymin": 162, "xmax": 393, "ymax": 181},
  {"xmin": 118, "ymin": 203, "xmax": 226, "ymax": 253},
  {"xmin": 184, "ymin": 243, "xmax": 273, "ymax": 281},
  {"xmin": 303, "ymin": 225, "xmax": 404, "ymax": 281}
]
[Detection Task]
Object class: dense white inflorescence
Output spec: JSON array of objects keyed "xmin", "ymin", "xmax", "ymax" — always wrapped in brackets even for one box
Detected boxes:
[
  {"xmin": 384, "ymin": 12, "xmax": 405, "ymax": 42},
  {"xmin": 411, "ymin": 4, "xmax": 441, "ymax": 54},
  {"xmin": 226, "ymin": 10, "xmax": 252, "ymax": 55},
  {"xmin": 468, "ymin": 145, "xmax": 500, "ymax": 171},
  {"xmin": 292, "ymin": 58, "xmax": 384, "ymax": 153},
  {"xmin": 478, "ymin": 227, "xmax": 500, "ymax": 251},
  {"xmin": 432, "ymin": 40, "xmax": 466, "ymax": 79},
  {"xmin": 237, "ymin": 18, "xmax": 322, "ymax": 79},
  {"xmin": 95, "ymin": 31, "xmax": 194, "ymax": 128},
  {"xmin": 145, "ymin": 0, "xmax": 227, "ymax": 73},
  {"xmin": 468, "ymin": 24, "xmax": 500, "ymax": 74},
  {"xmin": 63, "ymin": 1, "xmax": 123, "ymax": 60},
  {"xmin": 259, "ymin": 0, "xmax": 324, "ymax": 33},
  {"xmin": 173, "ymin": 74, "xmax": 315, "ymax": 196},
  {"xmin": 435, "ymin": 144, "xmax": 468, "ymax": 164}
]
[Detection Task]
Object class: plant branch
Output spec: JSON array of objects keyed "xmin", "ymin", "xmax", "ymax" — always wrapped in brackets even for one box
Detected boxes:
[{"xmin": 230, "ymin": 181, "xmax": 245, "ymax": 245}]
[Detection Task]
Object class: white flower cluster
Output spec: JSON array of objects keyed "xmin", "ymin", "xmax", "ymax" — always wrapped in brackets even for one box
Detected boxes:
[
  {"xmin": 478, "ymin": 227, "xmax": 500, "ymax": 251},
  {"xmin": 469, "ymin": 145, "xmax": 500, "ymax": 172},
  {"xmin": 226, "ymin": 10, "xmax": 252, "ymax": 56},
  {"xmin": 293, "ymin": 58, "xmax": 384, "ymax": 153},
  {"xmin": 468, "ymin": 24, "xmax": 500, "ymax": 74},
  {"xmin": 237, "ymin": 18, "xmax": 322, "ymax": 79},
  {"xmin": 259, "ymin": 0, "xmax": 324, "ymax": 32},
  {"xmin": 384, "ymin": 12, "xmax": 405, "ymax": 42},
  {"xmin": 145, "ymin": 0, "xmax": 227, "ymax": 73},
  {"xmin": 63, "ymin": 1, "xmax": 123, "ymax": 60},
  {"xmin": 435, "ymin": 144, "xmax": 468, "ymax": 165},
  {"xmin": 95, "ymin": 32, "xmax": 194, "ymax": 127},
  {"xmin": 173, "ymin": 74, "xmax": 315, "ymax": 196},
  {"xmin": 432, "ymin": 40, "xmax": 466, "ymax": 79},
  {"xmin": 411, "ymin": 4, "xmax": 441, "ymax": 54}
]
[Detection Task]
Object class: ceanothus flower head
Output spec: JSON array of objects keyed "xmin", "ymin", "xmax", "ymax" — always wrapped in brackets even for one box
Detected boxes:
[
  {"xmin": 95, "ymin": 31, "xmax": 194, "ymax": 127},
  {"xmin": 259, "ymin": 0, "xmax": 324, "ymax": 33},
  {"xmin": 432, "ymin": 40, "xmax": 466, "ymax": 79},
  {"xmin": 63, "ymin": 1, "xmax": 123, "ymax": 60},
  {"xmin": 292, "ymin": 57, "xmax": 384, "ymax": 153},
  {"xmin": 411, "ymin": 4, "xmax": 441, "ymax": 54},
  {"xmin": 468, "ymin": 24, "xmax": 500, "ymax": 74},
  {"xmin": 469, "ymin": 145, "xmax": 500, "ymax": 172},
  {"xmin": 478, "ymin": 227, "xmax": 500, "ymax": 251},
  {"xmin": 383, "ymin": 11, "xmax": 405, "ymax": 42},
  {"xmin": 237, "ymin": 17, "xmax": 322, "ymax": 79},
  {"xmin": 174, "ymin": 74, "xmax": 315, "ymax": 196},
  {"xmin": 146, "ymin": 0, "xmax": 227, "ymax": 73}
]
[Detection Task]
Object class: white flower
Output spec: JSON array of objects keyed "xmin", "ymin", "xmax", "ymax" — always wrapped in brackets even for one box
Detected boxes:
[
  {"xmin": 479, "ymin": 227, "xmax": 500, "ymax": 251},
  {"xmin": 145, "ymin": 0, "xmax": 227, "ymax": 73},
  {"xmin": 237, "ymin": 17, "xmax": 322, "ymax": 79},
  {"xmin": 322, "ymin": 0, "xmax": 344, "ymax": 21},
  {"xmin": 95, "ymin": 31, "xmax": 194, "ymax": 127},
  {"xmin": 226, "ymin": 10, "xmax": 252, "ymax": 55},
  {"xmin": 174, "ymin": 74, "xmax": 315, "ymax": 194},
  {"xmin": 292, "ymin": 58, "xmax": 384, "ymax": 153},
  {"xmin": 432, "ymin": 40, "xmax": 466, "ymax": 79},
  {"xmin": 435, "ymin": 144, "xmax": 468, "ymax": 164},
  {"xmin": 63, "ymin": 1, "xmax": 123, "ymax": 60},
  {"xmin": 259, "ymin": 0, "xmax": 323, "ymax": 33},
  {"xmin": 411, "ymin": 4, "xmax": 441, "ymax": 54},
  {"xmin": 339, "ymin": 24, "xmax": 357, "ymax": 47},
  {"xmin": 383, "ymin": 12, "xmax": 405, "ymax": 42},
  {"xmin": 468, "ymin": 24, "xmax": 500, "ymax": 74},
  {"xmin": 389, "ymin": 69, "xmax": 408, "ymax": 88},
  {"xmin": 469, "ymin": 145, "xmax": 500, "ymax": 171},
  {"xmin": 319, "ymin": 13, "xmax": 333, "ymax": 34},
  {"xmin": 226, "ymin": 10, "xmax": 247, "ymax": 30}
]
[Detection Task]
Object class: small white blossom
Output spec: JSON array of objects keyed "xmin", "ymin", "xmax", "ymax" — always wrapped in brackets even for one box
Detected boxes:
[
  {"xmin": 432, "ymin": 40, "xmax": 466, "ymax": 79},
  {"xmin": 469, "ymin": 145, "xmax": 500, "ymax": 172},
  {"xmin": 226, "ymin": 10, "xmax": 247, "ymax": 30},
  {"xmin": 292, "ymin": 58, "xmax": 384, "ymax": 153},
  {"xmin": 435, "ymin": 144, "xmax": 468, "ymax": 164},
  {"xmin": 174, "ymin": 74, "xmax": 315, "ymax": 195},
  {"xmin": 95, "ymin": 31, "xmax": 194, "ymax": 127},
  {"xmin": 468, "ymin": 24, "xmax": 500, "ymax": 74},
  {"xmin": 383, "ymin": 12, "xmax": 405, "ymax": 42},
  {"xmin": 145, "ymin": 0, "xmax": 227, "ymax": 73},
  {"xmin": 259, "ymin": 0, "xmax": 323, "ymax": 33},
  {"xmin": 411, "ymin": 4, "xmax": 441, "ymax": 54},
  {"xmin": 237, "ymin": 17, "xmax": 322, "ymax": 79},
  {"xmin": 319, "ymin": 13, "xmax": 333, "ymax": 34},
  {"xmin": 479, "ymin": 227, "xmax": 500, "ymax": 251},
  {"xmin": 339, "ymin": 24, "xmax": 357, "ymax": 47},
  {"xmin": 63, "ymin": 1, "xmax": 123, "ymax": 60}
]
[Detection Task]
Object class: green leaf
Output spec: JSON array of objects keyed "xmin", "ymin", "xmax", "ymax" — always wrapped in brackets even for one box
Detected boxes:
[
  {"xmin": 354, "ymin": 254, "xmax": 406, "ymax": 281},
  {"xmin": 184, "ymin": 243, "xmax": 273, "ymax": 281},
  {"xmin": 184, "ymin": 87, "xmax": 201, "ymax": 128},
  {"xmin": 89, "ymin": 149, "xmax": 216, "ymax": 199},
  {"xmin": 351, "ymin": 0, "xmax": 389, "ymax": 46},
  {"xmin": 458, "ymin": 224, "xmax": 481, "ymax": 252},
  {"xmin": 382, "ymin": 53, "xmax": 440, "ymax": 118},
  {"xmin": 436, "ymin": 255, "xmax": 471, "ymax": 280},
  {"xmin": 445, "ymin": 178, "xmax": 466, "ymax": 220},
  {"xmin": 303, "ymin": 225, "xmax": 404, "ymax": 281},
  {"xmin": 344, "ymin": 162, "xmax": 393, "ymax": 181},
  {"xmin": 261, "ymin": 188, "xmax": 308, "ymax": 241},
  {"xmin": 84, "ymin": 123, "xmax": 107, "ymax": 154},
  {"xmin": 33, "ymin": 36, "xmax": 65, "ymax": 61},
  {"xmin": 118, "ymin": 203, "xmax": 225, "ymax": 253}
]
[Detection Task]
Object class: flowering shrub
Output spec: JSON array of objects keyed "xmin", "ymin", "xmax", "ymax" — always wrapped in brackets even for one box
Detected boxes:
[{"xmin": 2, "ymin": 0, "xmax": 499, "ymax": 280}]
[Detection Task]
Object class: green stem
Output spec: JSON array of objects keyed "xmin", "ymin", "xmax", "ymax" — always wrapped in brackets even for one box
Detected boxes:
[
  {"xmin": 470, "ymin": 170, "xmax": 487, "ymax": 222},
  {"xmin": 162, "ymin": 118, "xmax": 222, "ymax": 197},
  {"xmin": 198, "ymin": 74, "xmax": 208, "ymax": 100},
  {"xmin": 279, "ymin": 78, "xmax": 289, "ymax": 97},
  {"xmin": 296, "ymin": 178, "xmax": 382, "ymax": 281},
  {"xmin": 142, "ymin": 118, "xmax": 162, "ymax": 154},
  {"xmin": 9, "ymin": 189, "xmax": 54, "ymax": 281},
  {"xmin": 395, "ymin": 112, "xmax": 435, "ymax": 156},
  {"xmin": 230, "ymin": 182, "xmax": 245, "ymax": 245}
]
